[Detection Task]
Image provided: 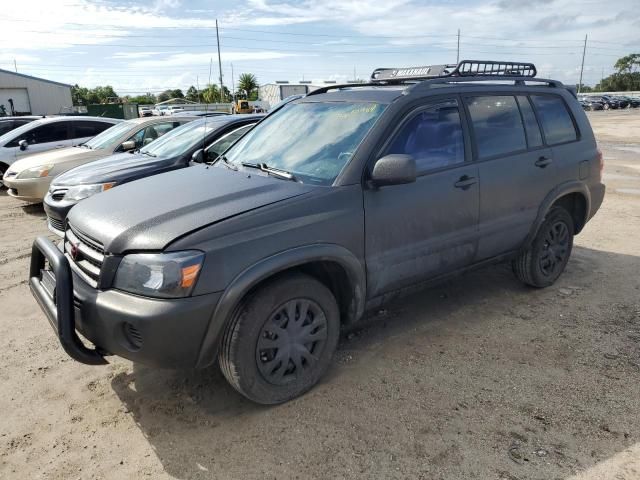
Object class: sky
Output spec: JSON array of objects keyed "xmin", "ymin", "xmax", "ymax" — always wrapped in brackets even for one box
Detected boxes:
[{"xmin": 0, "ymin": 0, "xmax": 638, "ymax": 96}]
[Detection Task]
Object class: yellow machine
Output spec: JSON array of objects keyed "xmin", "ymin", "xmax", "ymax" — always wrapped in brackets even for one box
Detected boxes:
[{"xmin": 233, "ymin": 100, "xmax": 252, "ymax": 114}]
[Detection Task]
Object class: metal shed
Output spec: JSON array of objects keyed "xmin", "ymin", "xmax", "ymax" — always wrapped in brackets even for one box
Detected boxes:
[{"xmin": 0, "ymin": 69, "xmax": 73, "ymax": 116}]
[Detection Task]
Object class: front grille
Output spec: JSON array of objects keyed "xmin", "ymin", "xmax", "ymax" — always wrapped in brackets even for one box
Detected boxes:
[
  {"xmin": 50, "ymin": 188, "xmax": 68, "ymax": 201},
  {"xmin": 65, "ymin": 224, "xmax": 104, "ymax": 287},
  {"xmin": 47, "ymin": 215, "xmax": 65, "ymax": 233}
]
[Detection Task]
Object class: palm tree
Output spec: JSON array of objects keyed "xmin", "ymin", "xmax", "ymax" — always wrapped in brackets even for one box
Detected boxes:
[{"xmin": 238, "ymin": 73, "xmax": 259, "ymax": 99}]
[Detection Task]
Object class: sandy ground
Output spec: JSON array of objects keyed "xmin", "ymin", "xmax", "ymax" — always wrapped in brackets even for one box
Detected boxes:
[{"xmin": 1, "ymin": 110, "xmax": 639, "ymax": 480}]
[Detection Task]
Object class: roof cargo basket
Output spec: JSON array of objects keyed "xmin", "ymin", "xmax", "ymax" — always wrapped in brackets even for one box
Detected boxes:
[{"xmin": 371, "ymin": 60, "xmax": 537, "ymax": 83}]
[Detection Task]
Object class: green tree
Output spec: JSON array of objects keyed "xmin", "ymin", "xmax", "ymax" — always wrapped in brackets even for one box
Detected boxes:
[
  {"xmin": 129, "ymin": 93, "xmax": 156, "ymax": 104},
  {"xmin": 614, "ymin": 54, "xmax": 640, "ymax": 74},
  {"xmin": 201, "ymin": 84, "xmax": 220, "ymax": 103},
  {"xmin": 71, "ymin": 85, "xmax": 119, "ymax": 105},
  {"xmin": 593, "ymin": 53, "xmax": 640, "ymax": 92},
  {"xmin": 238, "ymin": 73, "xmax": 259, "ymax": 99},
  {"xmin": 186, "ymin": 86, "xmax": 199, "ymax": 102}
]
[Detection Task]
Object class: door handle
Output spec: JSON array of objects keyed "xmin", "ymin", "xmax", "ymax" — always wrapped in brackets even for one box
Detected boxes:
[
  {"xmin": 454, "ymin": 175, "xmax": 477, "ymax": 190},
  {"xmin": 535, "ymin": 156, "xmax": 552, "ymax": 168}
]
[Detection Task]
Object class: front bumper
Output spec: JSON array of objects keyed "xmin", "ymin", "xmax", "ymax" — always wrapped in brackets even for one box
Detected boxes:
[
  {"xmin": 43, "ymin": 193, "xmax": 76, "ymax": 238},
  {"xmin": 5, "ymin": 176, "xmax": 51, "ymax": 202},
  {"xmin": 29, "ymin": 236, "xmax": 222, "ymax": 368}
]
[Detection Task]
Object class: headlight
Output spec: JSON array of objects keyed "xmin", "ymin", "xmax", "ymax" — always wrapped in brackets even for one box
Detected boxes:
[
  {"xmin": 17, "ymin": 164, "xmax": 54, "ymax": 179},
  {"xmin": 64, "ymin": 182, "xmax": 115, "ymax": 201},
  {"xmin": 113, "ymin": 251, "xmax": 205, "ymax": 298}
]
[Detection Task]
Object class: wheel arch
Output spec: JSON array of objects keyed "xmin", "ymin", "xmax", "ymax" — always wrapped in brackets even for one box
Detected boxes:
[
  {"xmin": 524, "ymin": 181, "xmax": 591, "ymax": 248},
  {"xmin": 195, "ymin": 243, "xmax": 366, "ymax": 368}
]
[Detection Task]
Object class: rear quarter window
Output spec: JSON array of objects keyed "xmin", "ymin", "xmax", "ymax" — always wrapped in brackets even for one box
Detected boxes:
[
  {"xmin": 466, "ymin": 95, "xmax": 527, "ymax": 159},
  {"xmin": 530, "ymin": 95, "xmax": 578, "ymax": 145}
]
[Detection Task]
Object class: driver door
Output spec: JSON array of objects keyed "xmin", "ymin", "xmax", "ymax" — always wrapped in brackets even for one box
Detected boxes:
[{"xmin": 364, "ymin": 99, "xmax": 480, "ymax": 298}]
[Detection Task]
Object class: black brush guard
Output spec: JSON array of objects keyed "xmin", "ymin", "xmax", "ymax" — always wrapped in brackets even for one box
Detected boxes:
[{"xmin": 29, "ymin": 236, "xmax": 107, "ymax": 365}]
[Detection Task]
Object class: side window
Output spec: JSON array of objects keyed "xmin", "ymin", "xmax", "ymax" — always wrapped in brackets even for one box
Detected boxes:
[
  {"xmin": 530, "ymin": 95, "xmax": 578, "ymax": 145},
  {"xmin": 386, "ymin": 101, "xmax": 465, "ymax": 173},
  {"xmin": 26, "ymin": 122, "xmax": 70, "ymax": 144},
  {"xmin": 72, "ymin": 121, "xmax": 112, "ymax": 139},
  {"xmin": 206, "ymin": 124, "xmax": 254, "ymax": 161},
  {"xmin": 466, "ymin": 96, "xmax": 526, "ymax": 159},
  {"xmin": 127, "ymin": 128, "xmax": 146, "ymax": 148},
  {"xmin": 516, "ymin": 96, "xmax": 543, "ymax": 148},
  {"xmin": 131, "ymin": 121, "xmax": 182, "ymax": 147}
]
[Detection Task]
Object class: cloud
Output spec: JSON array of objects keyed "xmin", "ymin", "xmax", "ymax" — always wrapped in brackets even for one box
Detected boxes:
[
  {"xmin": 135, "ymin": 51, "xmax": 301, "ymax": 68},
  {"xmin": 111, "ymin": 51, "xmax": 181, "ymax": 59}
]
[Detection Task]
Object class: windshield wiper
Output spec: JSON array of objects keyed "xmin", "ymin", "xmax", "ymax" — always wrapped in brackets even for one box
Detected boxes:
[
  {"xmin": 214, "ymin": 155, "xmax": 238, "ymax": 170},
  {"xmin": 241, "ymin": 162, "xmax": 297, "ymax": 182}
]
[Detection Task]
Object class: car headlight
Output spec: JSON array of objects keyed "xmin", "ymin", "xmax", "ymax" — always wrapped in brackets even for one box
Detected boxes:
[
  {"xmin": 64, "ymin": 182, "xmax": 115, "ymax": 201},
  {"xmin": 113, "ymin": 251, "xmax": 205, "ymax": 298},
  {"xmin": 17, "ymin": 164, "xmax": 54, "ymax": 179}
]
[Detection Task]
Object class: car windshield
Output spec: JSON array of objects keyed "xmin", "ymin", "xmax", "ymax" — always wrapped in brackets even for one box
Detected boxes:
[
  {"xmin": 223, "ymin": 102, "xmax": 386, "ymax": 185},
  {"xmin": 140, "ymin": 119, "xmax": 216, "ymax": 158},
  {"xmin": 83, "ymin": 121, "xmax": 136, "ymax": 150}
]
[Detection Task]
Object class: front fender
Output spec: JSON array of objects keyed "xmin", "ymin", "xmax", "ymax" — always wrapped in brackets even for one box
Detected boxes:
[
  {"xmin": 195, "ymin": 243, "xmax": 366, "ymax": 368},
  {"xmin": 523, "ymin": 180, "xmax": 591, "ymax": 248}
]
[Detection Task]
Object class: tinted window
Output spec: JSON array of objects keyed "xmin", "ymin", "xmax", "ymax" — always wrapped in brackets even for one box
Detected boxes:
[
  {"xmin": 466, "ymin": 96, "xmax": 526, "ymax": 159},
  {"xmin": 25, "ymin": 122, "xmax": 70, "ymax": 144},
  {"xmin": 128, "ymin": 121, "xmax": 183, "ymax": 148},
  {"xmin": 386, "ymin": 101, "xmax": 464, "ymax": 173},
  {"xmin": 72, "ymin": 121, "xmax": 112, "ymax": 139},
  {"xmin": 530, "ymin": 95, "xmax": 578, "ymax": 145},
  {"xmin": 516, "ymin": 96, "xmax": 543, "ymax": 148},
  {"xmin": 0, "ymin": 121, "xmax": 16, "ymax": 136}
]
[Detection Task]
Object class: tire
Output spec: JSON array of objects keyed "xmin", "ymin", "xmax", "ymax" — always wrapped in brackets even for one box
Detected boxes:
[
  {"xmin": 0, "ymin": 164, "xmax": 7, "ymax": 189},
  {"xmin": 513, "ymin": 207, "xmax": 574, "ymax": 288},
  {"xmin": 603, "ymin": 103, "xmax": 610, "ymax": 110},
  {"xmin": 219, "ymin": 272, "xmax": 340, "ymax": 404}
]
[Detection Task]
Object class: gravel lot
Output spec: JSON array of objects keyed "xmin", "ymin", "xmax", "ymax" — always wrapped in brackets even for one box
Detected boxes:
[{"xmin": 1, "ymin": 110, "xmax": 639, "ymax": 480}]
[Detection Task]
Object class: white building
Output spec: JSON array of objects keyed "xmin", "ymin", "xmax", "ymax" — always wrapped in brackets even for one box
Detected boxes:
[
  {"xmin": 258, "ymin": 82, "xmax": 328, "ymax": 108},
  {"xmin": 0, "ymin": 69, "xmax": 73, "ymax": 116}
]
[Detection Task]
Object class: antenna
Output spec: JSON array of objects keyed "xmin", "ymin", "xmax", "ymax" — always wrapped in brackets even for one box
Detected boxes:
[{"xmin": 203, "ymin": 57, "xmax": 213, "ymax": 162}]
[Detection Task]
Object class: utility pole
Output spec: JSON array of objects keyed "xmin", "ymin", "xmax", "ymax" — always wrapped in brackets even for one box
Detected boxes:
[
  {"xmin": 196, "ymin": 75, "xmax": 201, "ymax": 103},
  {"xmin": 231, "ymin": 63, "xmax": 236, "ymax": 104},
  {"xmin": 578, "ymin": 34, "xmax": 587, "ymax": 94},
  {"xmin": 456, "ymin": 29, "xmax": 460, "ymax": 64},
  {"xmin": 353, "ymin": 66, "xmax": 356, "ymax": 81},
  {"xmin": 13, "ymin": 59, "xmax": 17, "ymax": 73},
  {"xmin": 216, "ymin": 19, "xmax": 224, "ymax": 103}
]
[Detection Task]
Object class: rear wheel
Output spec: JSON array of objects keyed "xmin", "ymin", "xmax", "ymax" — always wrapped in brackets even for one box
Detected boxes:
[
  {"xmin": 219, "ymin": 273, "xmax": 340, "ymax": 404},
  {"xmin": 0, "ymin": 163, "xmax": 7, "ymax": 189},
  {"xmin": 603, "ymin": 103, "xmax": 610, "ymax": 110},
  {"xmin": 513, "ymin": 207, "xmax": 574, "ymax": 288}
]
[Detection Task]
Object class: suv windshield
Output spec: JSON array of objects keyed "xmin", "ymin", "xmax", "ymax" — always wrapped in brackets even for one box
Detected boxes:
[
  {"xmin": 223, "ymin": 102, "xmax": 386, "ymax": 185},
  {"xmin": 83, "ymin": 120, "xmax": 136, "ymax": 150},
  {"xmin": 140, "ymin": 119, "xmax": 214, "ymax": 158}
]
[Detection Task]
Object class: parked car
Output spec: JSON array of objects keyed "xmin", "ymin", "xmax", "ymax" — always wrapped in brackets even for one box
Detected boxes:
[
  {"xmin": 617, "ymin": 96, "xmax": 640, "ymax": 108},
  {"xmin": 138, "ymin": 106, "xmax": 153, "ymax": 117},
  {"xmin": 578, "ymin": 96, "xmax": 604, "ymax": 111},
  {"xmin": 166, "ymin": 106, "xmax": 185, "ymax": 115},
  {"xmin": 29, "ymin": 60, "xmax": 604, "ymax": 404},
  {"xmin": 44, "ymin": 114, "xmax": 263, "ymax": 236},
  {"xmin": 0, "ymin": 116, "xmax": 42, "ymax": 137},
  {"xmin": 180, "ymin": 110, "xmax": 229, "ymax": 117},
  {"xmin": 3, "ymin": 116, "xmax": 193, "ymax": 202},
  {"xmin": 152, "ymin": 105, "xmax": 170, "ymax": 116},
  {"xmin": 0, "ymin": 116, "xmax": 120, "ymax": 188},
  {"xmin": 593, "ymin": 95, "xmax": 621, "ymax": 110}
]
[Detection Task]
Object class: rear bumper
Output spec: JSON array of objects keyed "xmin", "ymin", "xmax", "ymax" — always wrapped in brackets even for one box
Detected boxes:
[
  {"xmin": 30, "ymin": 236, "xmax": 222, "ymax": 368},
  {"xmin": 588, "ymin": 182, "xmax": 606, "ymax": 221}
]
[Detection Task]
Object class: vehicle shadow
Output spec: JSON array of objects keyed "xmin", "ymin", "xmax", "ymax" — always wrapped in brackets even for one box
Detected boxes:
[{"xmin": 110, "ymin": 245, "xmax": 640, "ymax": 479}]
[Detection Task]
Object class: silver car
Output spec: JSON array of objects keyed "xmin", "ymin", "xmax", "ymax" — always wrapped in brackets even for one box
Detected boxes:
[{"xmin": 3, "ymin": 116, "xmax": 195, "ymax": 202}]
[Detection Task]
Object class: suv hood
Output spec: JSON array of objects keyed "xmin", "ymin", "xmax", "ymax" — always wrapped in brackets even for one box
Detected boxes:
[
  {"xmin": 8, "ymin": 146, "xmax": 105, "ymax": 172},
  {"xmin": 52, "ymin": 151, "xmax": 180, "ymax": 186},
  {"xmin": 67, "ymin": 164, "xmax": 313, "ymax": 254}
]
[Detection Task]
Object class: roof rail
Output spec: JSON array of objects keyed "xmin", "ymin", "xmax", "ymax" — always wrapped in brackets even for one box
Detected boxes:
[{"xmin": 370, "ymin": 60, "xmax": 537, "ymax": 83}]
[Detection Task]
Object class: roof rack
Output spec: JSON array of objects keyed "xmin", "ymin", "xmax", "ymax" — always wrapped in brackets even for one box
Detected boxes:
[{"xmin": 370, "ymin": 60, "xmax": 537, "ymax": 83}]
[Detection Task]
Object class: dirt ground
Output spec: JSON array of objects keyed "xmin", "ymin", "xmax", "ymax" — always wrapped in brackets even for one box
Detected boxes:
[{"xmin": 1, "ymin": 110, "xmax": 639, "ymax": 480}]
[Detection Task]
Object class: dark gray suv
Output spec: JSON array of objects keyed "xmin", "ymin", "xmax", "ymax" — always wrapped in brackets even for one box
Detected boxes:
[{"xmin": 30, "ymin": 61, "xmax": 605, "ymax": 404}]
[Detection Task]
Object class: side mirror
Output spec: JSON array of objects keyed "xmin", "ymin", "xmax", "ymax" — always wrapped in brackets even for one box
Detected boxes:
[
  {"xmin": 18, "ymin": 139, "xmax": 28, "ymax": 151},
  {"xmin": 191, "ymin": 149, "xmax": 204, "ymax": 163},
  {"xmin": 370, "ymin": 154, "xmax": 416, "ymax": 187},
  {"xmin": 121, "ymin": 140, "xmax": 136, "ymax": 151}
]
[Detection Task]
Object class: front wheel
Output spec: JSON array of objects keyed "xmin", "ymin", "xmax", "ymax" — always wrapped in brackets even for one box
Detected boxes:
[
  {"xmin": 513, "ymin": 207, "xmax": 574, "ymax": 288},
  {"xmin": 219, "ymin": 273, "xmax": 340, "ymax": 404}
]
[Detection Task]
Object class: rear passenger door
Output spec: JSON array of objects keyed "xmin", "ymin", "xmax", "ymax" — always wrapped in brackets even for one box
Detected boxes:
[
  {"xmin": 464, "ymin": 95, "xmax": 555, "ymax": 260},
  {"xmin": 364, "ymin": 98, "xmax": 479, "ymax": 298}
]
